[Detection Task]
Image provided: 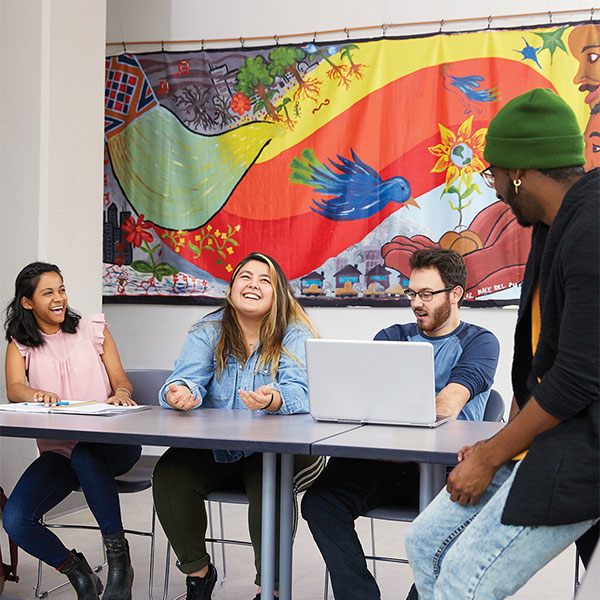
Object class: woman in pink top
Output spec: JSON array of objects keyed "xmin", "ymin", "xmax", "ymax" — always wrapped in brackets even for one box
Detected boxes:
[{"xmin": 3, "ymin": 262, "xmax": 141, "ymax": 600}]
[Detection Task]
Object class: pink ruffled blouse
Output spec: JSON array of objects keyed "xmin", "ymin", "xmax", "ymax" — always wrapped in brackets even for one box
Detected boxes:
[{"xmin": 13, "ymin": 314, "xmax": 112, "ymax": 458}]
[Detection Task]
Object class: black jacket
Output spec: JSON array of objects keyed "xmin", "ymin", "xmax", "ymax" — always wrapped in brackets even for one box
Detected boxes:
[{"xmin": 502, "ymin": 168, "xmax": 600, "ymax": 526}]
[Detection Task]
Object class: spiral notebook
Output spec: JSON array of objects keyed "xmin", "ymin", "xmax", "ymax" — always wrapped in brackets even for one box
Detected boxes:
[{"xmin": 306, "ymin": 338, "xmax": 450, "ymax": 427}]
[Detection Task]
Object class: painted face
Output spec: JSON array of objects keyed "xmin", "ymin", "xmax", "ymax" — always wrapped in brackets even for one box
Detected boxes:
[
  {"xmin": 490, "ymin": 168, "xmax": 536, "ymax": 228},
  {"xmin": 568, "ymin": 25, "xmax": 600, "ymax": 107},
  {"xmin": 408, "ymin": 267, "xmax": 456, "ymax": 336},
  {"xmin": 584, "ymin": 110, "xmax": 600, "ymax": 170},
  {"xmin": 230, "ymin": 259, "xmax": 274, "ymax": 320},
  {"xmin": 21, "ymin": 271, "xmax": 68, "ymax": 334}
]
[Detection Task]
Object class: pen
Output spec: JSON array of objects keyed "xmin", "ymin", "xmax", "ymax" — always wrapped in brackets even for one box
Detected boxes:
[{"xmin": 24, "ymin": 401, "xmax": 70, "ymax": 406}]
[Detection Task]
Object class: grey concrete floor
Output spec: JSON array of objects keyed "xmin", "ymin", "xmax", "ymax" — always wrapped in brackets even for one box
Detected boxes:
[{"xmin": 0, "ymin": 487, "xmax": 582, "ymax": 600}]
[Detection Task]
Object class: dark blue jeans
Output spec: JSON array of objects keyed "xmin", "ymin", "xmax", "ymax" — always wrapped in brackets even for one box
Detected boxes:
[
  {"xmin": 301, "ymin": 457, "xmax": 419, "ymax": 600},
  {"xmin": 3, "ymin": 442, "xmax": 141, "ymax": 568}
]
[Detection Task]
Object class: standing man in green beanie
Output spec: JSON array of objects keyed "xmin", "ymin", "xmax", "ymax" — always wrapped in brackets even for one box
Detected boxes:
[{"xmin": 404, "ymin": 88, "xmax": 599, "ymax": 599}]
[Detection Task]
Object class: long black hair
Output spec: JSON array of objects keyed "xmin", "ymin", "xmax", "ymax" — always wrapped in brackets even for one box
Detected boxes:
[{"xmin": 4, "ymin": 262, "xmax": 81, "ymax": 347}]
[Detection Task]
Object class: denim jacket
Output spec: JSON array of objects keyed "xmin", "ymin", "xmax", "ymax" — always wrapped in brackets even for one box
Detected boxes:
[{"xmin": 159, "ymin": 311, "xmax": 314, "ymax": 462}]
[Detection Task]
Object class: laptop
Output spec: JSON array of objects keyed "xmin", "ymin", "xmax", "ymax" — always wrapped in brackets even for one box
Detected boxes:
[{"xmin": 306, "ymin": 338, "xmax": 450, "ymax": 427}]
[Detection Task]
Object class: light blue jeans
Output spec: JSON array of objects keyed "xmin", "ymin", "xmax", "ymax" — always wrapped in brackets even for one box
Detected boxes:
[{"xmin": 405, "ymin": 461, "xmax": 598, "ymax": 599}]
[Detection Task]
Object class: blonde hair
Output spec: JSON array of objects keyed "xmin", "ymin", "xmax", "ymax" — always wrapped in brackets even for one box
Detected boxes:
[{"xmin": 210, "ymin": 252, "xmax": 318, "ymax": 378}]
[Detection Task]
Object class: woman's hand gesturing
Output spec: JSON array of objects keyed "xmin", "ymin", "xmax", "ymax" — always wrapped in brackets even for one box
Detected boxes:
[
  {"xmin": 166, "ymin": 383, "xmax": 201, "ymax": 411},
  {"xmin": 239, "ymin": 386, "xmax": 281, "ymax": 412}
]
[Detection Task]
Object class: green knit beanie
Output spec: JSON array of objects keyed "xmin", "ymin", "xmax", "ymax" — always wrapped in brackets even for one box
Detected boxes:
[{"xmin": 483, "ymin": 88, "xmax": 584, "ymax": 169}]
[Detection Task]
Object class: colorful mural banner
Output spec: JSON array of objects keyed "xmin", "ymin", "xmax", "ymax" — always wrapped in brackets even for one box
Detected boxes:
[{"xmin": 102, "ymin": 22, "xmax": 599, "ymax": 305}]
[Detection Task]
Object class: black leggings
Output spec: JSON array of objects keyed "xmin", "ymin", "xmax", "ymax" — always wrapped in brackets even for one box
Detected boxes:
[{"xmin": 152, "ymin": 448, "xmax": 325, "ymax": 586}]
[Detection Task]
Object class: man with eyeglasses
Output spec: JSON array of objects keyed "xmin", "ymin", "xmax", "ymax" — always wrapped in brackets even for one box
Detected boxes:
[
  {"xmin": 406, "ymin": 88, "xmax": 599, "ymax": 599},
  {"xmin": 301, "ymin": 247, "xmax": 500, "ymax": 600}
]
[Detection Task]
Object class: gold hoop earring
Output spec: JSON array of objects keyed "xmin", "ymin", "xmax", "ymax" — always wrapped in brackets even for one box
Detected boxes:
[{"xmin": 513, "ymin": 178, "xmax": 522, "ymax": 195}]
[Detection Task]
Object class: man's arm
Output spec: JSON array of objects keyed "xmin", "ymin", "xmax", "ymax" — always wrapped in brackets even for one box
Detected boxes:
[
  {"xmin": 437, "ymin": 327, "xmax": 499, "ymax": 419},
  {"xmin": 436, "ymin": 382, "xmax": 471, "ymax": 419},
  {"xmin": 508, "ymin": 395, "xmax": 520, "ymax": 421},
  {"xmin": 446, "ymin": 395, "xmax": 562, "ymax": 505}
]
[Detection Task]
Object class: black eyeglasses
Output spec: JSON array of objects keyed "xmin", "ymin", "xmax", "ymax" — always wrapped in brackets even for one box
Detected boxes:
[
  {"xmin": 480, "ymin": 167, "xmax": 495, "ymax": 188},
  {"xmin": 403, "ymin": 286, "xmax": 455, "ymax": 302}
]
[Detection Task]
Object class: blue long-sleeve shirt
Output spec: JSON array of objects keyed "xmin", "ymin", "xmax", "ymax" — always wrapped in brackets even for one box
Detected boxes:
[
  {"xmin": 374, "ymin": 321, "xmax": 500, "ymax": 421},
  {"xmin": 159, "ymin": 311, "xmax": 314, "ymax": 461}
]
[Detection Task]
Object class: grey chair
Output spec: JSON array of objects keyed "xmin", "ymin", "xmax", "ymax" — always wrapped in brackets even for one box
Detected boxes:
[
  {"xmin": 483, "ymin": 388, "xmax": 506, "ymax": 422},
  {"xmin": 34, "ymin": 368, "xmax": 170, "ymax": 600},
  {"xmin": 323, "ymin": 389, "xmax": 506, "ymax": 598}
]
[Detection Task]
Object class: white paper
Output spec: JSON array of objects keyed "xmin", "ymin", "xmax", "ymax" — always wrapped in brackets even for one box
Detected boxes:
[{"xmin": 0, "ymin": 401, "xmax": 150, "ymax": 416}]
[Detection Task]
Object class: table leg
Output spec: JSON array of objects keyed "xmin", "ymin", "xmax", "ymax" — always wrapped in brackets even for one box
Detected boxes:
[
  {"xmin": 261, "ymin": 452, "xmax": 276, "ymax": 599},
  {"xmin": 419, "ymin": 463, "xmax": 433, "ymax": 511},
  {"xmin": 432, "ymin": 463, "xmax": 446, "ymax": 495},
  {"xmin": 419, "ymin": 463, "xmax": 446, "ymax": 511},
  {"xmin": 279, "ymin": 453, "xmax": 294, "ymax": 600}
]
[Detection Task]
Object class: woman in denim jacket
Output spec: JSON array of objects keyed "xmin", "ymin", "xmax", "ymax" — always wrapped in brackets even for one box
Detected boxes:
[{"xmin": 152, "ymin": 252, "xmax": 325, "ymax": 600}]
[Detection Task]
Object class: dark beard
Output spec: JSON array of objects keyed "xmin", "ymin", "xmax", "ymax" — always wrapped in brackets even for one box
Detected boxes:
[
  {"xmin": 503, "ymin": 180, "xmax": 533, "ymax": 228},
  {"xmin": 417, "ymin": 296, "xmax": 452, "ymax": 332}
]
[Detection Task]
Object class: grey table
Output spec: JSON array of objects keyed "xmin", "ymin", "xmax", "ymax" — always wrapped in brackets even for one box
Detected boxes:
[
  {"xmin": 312, "ymin": 419, "xmax": 505, "ymax": 510},
  {"xmin": 0, "ymin": 407, "xmax": 359, "ymax": 600}
]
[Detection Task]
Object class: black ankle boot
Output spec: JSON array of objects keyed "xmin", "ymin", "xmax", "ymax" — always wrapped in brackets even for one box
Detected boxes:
[
  {"xmin": 58, "ymin": 549, "xmax": 103, "ymax": 599},
  {"xmin": 102, "ymin": 530, "xmax": 134, "ymax": 600}
]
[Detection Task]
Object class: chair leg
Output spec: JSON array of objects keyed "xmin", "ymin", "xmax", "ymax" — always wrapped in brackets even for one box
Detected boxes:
[
  {"xmin": 163, "ymin": 542, "xmax": 187, "ymax": 600},
  {"xmin": 323, "ymin": 567, "xmax": 330, "ymax": 600},
  {"xmin": 99, "ymin": 536, "xmax": 108, "ymax": 571},
  {"xmin": 574, "ymin": 548, "xmax": 581, "ymax": 596},
  {"xmin": 207, "ymin": 500, "xmax": 216, "ymax": 571},
  {"xmin": 207, "ymin": 500, "xmax": 228, "ymax": 581},
  {"xmin": 370, "ymin": 516, "xmax": 377, "ymax": 580},
  {"xmin": 163, "ymin": 543, "xmax": 171, "ymax": 600},
  {"xmin": 148, "ymin": 506, "xmax": 156, "ymax": 600},
  {"xmin": 34, "ymin": 557, "xmax": 49, "ymax": 599},
  {"xmin": 217, "ymin": 502, "xmax": 228, "ymax": 581},
  {"xmin": 34, "ymin": 559, "xmax": 81, "ymax": 599}
]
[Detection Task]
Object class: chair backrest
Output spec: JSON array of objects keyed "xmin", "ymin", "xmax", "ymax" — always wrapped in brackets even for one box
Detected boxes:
[
  {"xmin": 125, "ymin": 369, "xmax": 172, "ymax": 406},
  {"xmin": 483, "ymin": 389, "xmax": 505, "ymax": 422}
]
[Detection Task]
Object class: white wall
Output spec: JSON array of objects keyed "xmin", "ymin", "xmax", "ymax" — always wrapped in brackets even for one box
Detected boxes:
[
  {"xmin": 106, "ymin": 0, "xmax": 594, "ymax": 49},
  {"xmin": 105, "ymin": 304, "xmax": 518, "ymax": 409},
  {"xmin": 102, "ymin": 0, "xmax": 592, "ymax": 415},
  {"xmin": 0, "ymin": 0, "xmax": 107, "ymax": 491}
]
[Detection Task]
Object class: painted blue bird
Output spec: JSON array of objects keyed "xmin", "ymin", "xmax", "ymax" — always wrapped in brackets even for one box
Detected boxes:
[
  {"xmin": 440, "ymin": 64, "xmax": 499, "ymax": 114},
  {"xmin": 289, "ymin": 148, "xmax": 415, "ymax": 221}
]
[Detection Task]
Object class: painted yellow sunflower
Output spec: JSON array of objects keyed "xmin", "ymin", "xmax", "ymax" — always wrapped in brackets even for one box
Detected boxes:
[{"xmin": 428, "ymin": 116, "xmax": 487, "ymax": 190}]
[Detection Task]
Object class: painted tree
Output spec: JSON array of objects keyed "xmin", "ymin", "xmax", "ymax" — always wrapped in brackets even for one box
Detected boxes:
[
  {"xmin": 212, "ymin": 95, "xmax": 237, "ymax": 127},
  {"xmin": 173, "ymin": 85, "xmax": 215, "ymax": 130},
  {"xmin": 234, "ymin": 56, "xmax": 280, "ymax": 121},
  {"xmin": 307, "ymin": 44, "xmax": 351, "ymax": 89},
  {"xmin": 268, "ymin": 46, "xmax": 321, "ymax": 102},
  {"xmin": 340, "ymin": 44, "xmax": 366, "ymax": 80}
]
